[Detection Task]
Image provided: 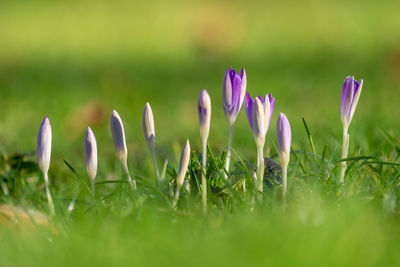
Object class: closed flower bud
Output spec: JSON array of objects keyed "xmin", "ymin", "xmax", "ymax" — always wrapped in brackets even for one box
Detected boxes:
[
  {"xmin": 177, "ymin": 140, "xmax": 191, "ymax": 188},
  {"xmin": 142, "ymin": 103, "xmax": 155, "ymax": 151},
  {"xmin": 37, "ymin": 116, "xmax": 52, "ymax": 176},
  {"xmin": 252, "ymin": 98, "xmax": 266, "ymax": 148},
  {"xmin": 341, "ymin": 76, "xmax": 363, "ymax": 129},
  {"xmin": 84, "ymin": 127, "xmax": 98, "ymax": 181},
  {"xmin": 222, "ymin": 67, "xmax": 247, "ymax": 126},
  {"xmin": 198, "ymin": 89, "xmax": 211, "ymax": 143},
  {"xmin": 111, "ymin": 110, "xmax": 128, "ymax": 162},
  {"xmin": 277, "ymin": 113, "xmax": 291, "ymax": 167}
]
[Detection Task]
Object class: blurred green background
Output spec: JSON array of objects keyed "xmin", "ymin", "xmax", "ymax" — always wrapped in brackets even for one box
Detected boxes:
[
  {"xmin": 1, "ymin": 0, "xmax": 400, "ymax": 174},
  {"xmin": 2, "ymin": 1, "xmax": 400, "ymax": 266}
]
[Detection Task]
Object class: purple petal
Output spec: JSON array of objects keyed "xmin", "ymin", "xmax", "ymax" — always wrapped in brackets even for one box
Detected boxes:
[
  {"xmin": 268, "ymin": 93, "xmax": 275, "ymax": 123},
  {"xmin": 256, "ymin": 94, "xmax": 263, "ymax": 103},
  {"xmin": 341, "ymin": 76, "xmax": 352, "ymax": 116},
  {"xmin": 353, "ymin": 79, "xmax": 359, "ymax": 96},
  {"xmin": 277, "ymin": 113, "xmax": 291, "ymax": 155},
  {"xmin": 231, "ymin": 71, "xmax": 242, "ymax": 115},
  {"xmin": 245, "ymin": 92, "xmax": 254, "ymax": 131}
]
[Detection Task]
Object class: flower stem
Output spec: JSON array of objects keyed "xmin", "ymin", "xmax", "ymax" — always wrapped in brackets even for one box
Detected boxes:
[
  {"xmin": 44, "ymin": 172, "xmax": 55, "ymax": 216},
  {"xmin": 172, "ymin": 184, "xmax": 182, "ymax": 209},
  {"xmin": 257, "ymin": 146, "xmax": 264, "ymax": 197},
  {"xmin": 201, "ymin": 141, "xmax": 207, "ymax": 214},
  {"xmin": 339, "ymin": 126, "xmax": 349, "ymax": 184},
  {"xmin": 151, "ymin": 149, "xmax": 160, "ymax": 183},
  {"xmin": 224, "ymin": 125, "xmax": 234, "ymax": 179},
  {"xmin": 282, "ymin": 163, "xmax": 288, "ymax": 198},
  {"xmin": 91, "ymin": 178, "xmax": 96, "ymax": 199},
  {"xmin": 122, "ymin": 160, "xmax": 136, "ymax": 191}
]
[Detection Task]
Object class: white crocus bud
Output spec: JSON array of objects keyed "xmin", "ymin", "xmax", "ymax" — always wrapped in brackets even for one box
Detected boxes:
[
  {"xmin": 111, "ymin": 110, "xmax": 135, "ymax": 189},
  {"xmin": 84, "ymin": 127, "xmax": 98, "ymax": 195},
  {"xmin": 37, "ymin": 116, "xmax": 52, "ymax": 177},
  {"xmin": 198, "ymin": 89, "xmax": 211, "ymax": 143},
  {"xmin": 111, "ymin": 110, "xmax": 127, "ymax": 163},
  {"xmin": 277, "ymin": 113, "xmax": 291, "ymax": 198},
  {"xmin": 173, "ymin": 140, "xmax": 191, "ymax": 207},
  {"xmin": 142, "ymin": 102, "xmax": 160, "ymax": 181},
  {"xmin": 198, "ymin": 89, "xmax": 211, "ymax": 213},
  {"xmin": 277, "ymin": 113, "xmax": 291, "ymax": 168},
  {"xmin": 142, "ymin": 103, "xmax": 155, "ymax": 151},
  {"xmin": 252, "ymin": 98, "xmax": 267, "ymax": 149},
  {"xmin": 37, "ymin": 116, "xmax": 55, "ymax": 215}
]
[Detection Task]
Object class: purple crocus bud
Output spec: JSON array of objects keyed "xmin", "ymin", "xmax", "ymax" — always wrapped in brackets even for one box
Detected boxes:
[
  {"xmin": 341, "ymin": 76, "xmax": 363, "ymax": 129},
  {"xmin": 177, "ymin": 140, "xmax": 191, "ymax": 188},
  {"xmin": 142, "ymin": 103, "xmax": 155, "ymax": 151},
  {"xmin": 198, "ymin": 89, "xmax": 211, "ymax": 143},
  {"xmin": 222, "ymin": 67, "xmax": 247, "ymax": 126},
  {"xmin": 277, "ymin": 113, "xmax": 291, "ymax": 167},
  {"xmin": 84, "ymin": 127, "xmax": 98, "ymax": 181},
  {"xmin": 111, "ymin": 110, "xmax": 127, "ymax": 162},
  {"xmin": 245, "ymin": 92, "xmax": 275, "ymax": 145},
  {"xmin": 37, "ymin": 116, "xmax": 52, "ymax": 176}
]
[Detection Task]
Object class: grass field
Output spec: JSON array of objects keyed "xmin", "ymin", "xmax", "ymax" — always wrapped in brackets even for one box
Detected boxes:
[{"xmin": 1, "ymin": 0, "xmax": 400, "ymax": 266}]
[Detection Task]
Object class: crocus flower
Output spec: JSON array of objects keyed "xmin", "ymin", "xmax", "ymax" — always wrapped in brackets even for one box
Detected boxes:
[
  {"xmin": 198, "ymin": 89, "xmax": 211, "ymax": 213},
  {"xmin": 84, "ymin": 127, "xmax": 97, "ymax": 196},
  {"xmin": 37, "ymin": 116, "xmax": 52, "ymax": 176},
  {"xmin": 111, "ymin": 110, "xmax": 135, "ymax": 189},
  {"xmin": 277, "ymin": 113, "xmax": 291, "ymax": 198},
  {"xmin": 37, "ymin": 116, "xmax": 55, "ymax": 215},
  {"xmin": 245, "ymin": 93, "xmax": 275, "ymax": 143},
  {"xmin": 222, "ymin": 67, "xmax": 247, "ymax": 126},
  {"xmin": 222, "ymin": 67, "xmax": 246, "ymax": 177},
  {"xmin": 198, "ymin": 89, "xmax": 211, "ymax": 143},
  {"xmin": 142, "ymin": 103, "xmax": 155, "ymax": 151},
  {"xmin": 339, "ymin": 76, "xmax": 364, "ymax": 183},
  {"xmin": 341, "ymin": 76, "xmax": 363, "ymax": 129},
  {"xmin": 173, "ymin": 140, "xmax": 191, "ymax": 208},
  {"xmin": 244, "ymin": 92, "xmax": 275, "ymax": 193},
  {"xmin": 142, "ymin": 102, "xmax": 160, "ymax": 182}
]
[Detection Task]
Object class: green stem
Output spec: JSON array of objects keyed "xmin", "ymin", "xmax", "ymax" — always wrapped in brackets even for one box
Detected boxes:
[
  {"xmin": 339, "ymin": 126, "xmax": 349, "ymax": 184},
  {"xmin": 201, "ymin": 141, "xmax": 207, "ymax": 214},
  {"xmin": 282, "ymin": 163, "xmax": 288, "ymax": 198},
  {"xmin": 224, "ymin": 125, "xmax": 234, "ymax": 179},
  {"xmin": 44, "ymin": 172, "xmax": 55, "ymax": 216},
  {"xmin": 123, "ymin": 161, "xmax": 136, "ymax": 190},
  {"xmin": 151, "ymin": 149, "xmax": 160, "ymax": 183},
  {"xmin": 257, "ymin": 146, "xmax": 264, "ymax": 196}
]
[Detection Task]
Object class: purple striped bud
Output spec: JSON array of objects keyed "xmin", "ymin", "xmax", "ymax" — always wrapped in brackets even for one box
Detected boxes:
[
  {"xmin": 245, "ymin": 92, "xmax": 275, "ymax": 146},
  {"xmin": 198, "ymin": 89, "xmax": 211, "ymax": 142},
  {"xmin": 177, "ymin": 140, "xmax": 191, "ymax": 188},
  {"xmin": 341, "ymin": 76, "xmax": 363, "ymax": 128},
  {"xmin": 37, "ymin": 116, "xmax": 52, "ymax": 176},
  {"xmin": 84, "ymin": 127, "xmax": 97, "ymax": 181},
  {"xmin": 222, "ymin": 67, "xmax": 247, "ymax": 126},
  {"xmin": 277, "ymin": 113, "xmax": 291, "ymax": 167},
  {"xmin": 111, "ymin": 110, "xmax": 128, "ymax": 162},
  {"xmin": 142, "ymin": 103, "xmax": 155, "ymax": 151}
]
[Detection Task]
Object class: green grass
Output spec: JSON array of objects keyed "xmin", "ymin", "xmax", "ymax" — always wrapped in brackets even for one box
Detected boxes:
[{"xmin": 1, "ymin": 0, "xmax": 400, "ymax": 266}]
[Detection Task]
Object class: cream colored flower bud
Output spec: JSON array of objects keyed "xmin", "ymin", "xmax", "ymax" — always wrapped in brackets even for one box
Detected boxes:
[
  {"xmin": 252, "ymin": 98, "xmax": 266, "ymax": 148},
  {"xmin": 84, "ymin": 127, "xmax": 98, "ymax": 181},
  {"xmin": 111, "ymin": 110, "xmax": 128, "ymax": 163},
  {"xmin": 37, "ymin": 116, "xmax": 52, "ymax": 177},
  {"xmin": 198, "ymin": 90, "xmax": 211, "ymax": 143},
  {"xmin": 177, "ymin": 140, "xmax": 191, "ymax": 188},
  {"xmin": 142, "ymin": 103, "xmax": 155, "ymax": 151}
]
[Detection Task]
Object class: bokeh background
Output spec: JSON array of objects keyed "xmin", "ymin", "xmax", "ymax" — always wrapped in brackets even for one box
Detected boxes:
[{"xmin": 1, "ymin": 0, "xmax": 400, "ymax": 176}]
